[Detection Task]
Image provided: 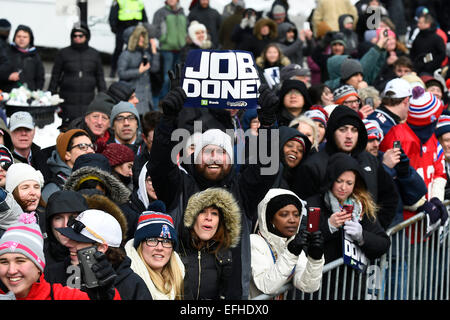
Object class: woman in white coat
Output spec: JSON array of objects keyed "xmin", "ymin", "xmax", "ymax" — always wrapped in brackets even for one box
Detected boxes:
[{"xmin": 249, "ymin": 188, "xmax": 325, "ymax": 299}]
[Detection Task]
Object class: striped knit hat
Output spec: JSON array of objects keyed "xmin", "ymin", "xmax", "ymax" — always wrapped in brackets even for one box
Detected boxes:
[
  {"xmin": 435, "ymin": 113, "xmax": 450, "ymax": 138},
  {"xmin": 363, "ymin": 119, "xmax": 383, "ymax": 141},
  {"xmin": 0, "ymin": 145, "xmax": 13, "ymax": 165},
  {"xmin": 304, "ymin": 105, "xmax": 329, "ymax": 127},
  {"xmin": 407, "ymin": 86, "xmax": 443, "ymax": 126},
  {"xmin": 0, "ymin": 223, "xmax": 45, "ymax": 272},
  {"xmin": 133, "ymin": 200, "xmax": 178, "ymax": 249},
  {"xmin": 333, "ymin": 85, "xmax": 359, "ymax": 105}
]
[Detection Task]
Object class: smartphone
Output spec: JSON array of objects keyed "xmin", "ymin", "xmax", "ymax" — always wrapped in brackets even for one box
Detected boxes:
[
  {"xmin": 393, "ymin": 140, "xmax": 401, "ymax": 149},
  {"xmin": 383, "ymin": 29, "xmax": 388, "ymax": 37},
  {"xmin": 423, "ymin": 53, "xmax": 433, "ymax": 63},
  {"xmin": 303, "ymin": 22, "xmax": 310, "ymax": 30},
  {"xmin": 364, "ymin": 97, "xmax": 374, "ymax": 108},
  {"xmin": 342, "ymin": 204, "xmax": 354, "ymax": 215},
  {"xmin": 77, "ymin": 246, "xmax": 99, "ymax": 289},
  {"xmin": 307, "ymin": 207, "xmax": 321, "ymax": 232},
  {"xmin": 142, "ymin": 55, "xmax": 148, "ymax": 65}
]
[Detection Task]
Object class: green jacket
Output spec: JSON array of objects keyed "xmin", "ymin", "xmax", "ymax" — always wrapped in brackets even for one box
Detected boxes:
[
  {"xmin": 152, "ymin": 5, "xmax": 187, "ymax": 51},
  {"xmin": 325, "ymin": 46, "xmax": 387, "ymax": 91}
]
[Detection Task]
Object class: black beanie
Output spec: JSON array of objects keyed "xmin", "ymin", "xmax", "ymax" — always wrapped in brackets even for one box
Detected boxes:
[
  {"xmin": 107, "ymin": 81, "xmax": 135, "ymax": 103},
  {"xmin": 266, "ymin": 194, "xmax": 303, "ymax": 233},
  {"xmin": 0, "ymin": 19, "xmax": 11, "ymax": 32},
  {"xmin": 85, "ymin": 93, "xmax": 115, "ymax": 117}
]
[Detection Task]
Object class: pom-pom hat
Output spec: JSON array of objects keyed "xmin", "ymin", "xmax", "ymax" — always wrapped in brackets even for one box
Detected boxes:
[{"xmin": 407, "ymin": 86, "xmax": 443, "ymax": 126}]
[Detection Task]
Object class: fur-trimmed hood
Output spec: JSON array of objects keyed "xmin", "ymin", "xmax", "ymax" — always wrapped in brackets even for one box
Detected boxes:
[
  {"xmin": 63, "ymin": 166, "xmax": 131, "ymax": 204},
  {"xmin": 184, "ymin": 188, "xmax": 241, "ymax": 248},
  {"xmin": 126, "ymin": 24, "xmax": 149, "ymax": 52},
  {"xmin": 253, "ymin": 18, "xmax": 277, "ymax": 40},
  {"xmin": 82, "ymin": 194, "xmax": 129, "ymax": 245}
]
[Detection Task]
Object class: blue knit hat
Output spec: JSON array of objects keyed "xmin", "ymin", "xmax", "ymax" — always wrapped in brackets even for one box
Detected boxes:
[{"xmin": 133, "ymin": 200, "xmax": 178, "ymax": 249}]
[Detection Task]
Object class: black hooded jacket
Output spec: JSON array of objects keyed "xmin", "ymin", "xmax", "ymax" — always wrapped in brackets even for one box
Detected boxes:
[
  {"xmin": 276, "ymin": 80, "xmax": 312, "ymax": 127},
  {"xmin": 410, "ymin": 24, "xmax": 446, "ymax": 75},
  {"xmin": 1, "ymin": 25, "xmax": 45, "ymax": 92},
  {"xmin": 292, "ymin": 106, "xmax": 399, "ymax": 230},
  {"xmin": 48, "ymin": 23, "xmax": 106, "ymax": 123}
]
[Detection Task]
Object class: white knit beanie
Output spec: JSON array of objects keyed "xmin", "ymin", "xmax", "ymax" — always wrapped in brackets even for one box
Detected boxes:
[
  {"xmin": 188, "ymin": 21, "xmax": 207, "ymax": 47},
  {"xmin": 193, "ymin": 129, "xmax": 234, "ymax": 163},
  {"xmin": 5, "ymin": 163, "xmax": 44, "ymax": 193}
]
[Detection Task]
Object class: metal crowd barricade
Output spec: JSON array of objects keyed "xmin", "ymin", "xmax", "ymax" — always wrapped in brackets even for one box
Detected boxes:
[{"xmin": 252, "ymin": 201, "xmax": 450, "ymax": 301}]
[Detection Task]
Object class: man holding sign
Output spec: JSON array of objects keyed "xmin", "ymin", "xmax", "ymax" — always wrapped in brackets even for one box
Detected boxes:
[{"xmin": 147, "ymin": 58, "xmax": 279, "ymax": 299}]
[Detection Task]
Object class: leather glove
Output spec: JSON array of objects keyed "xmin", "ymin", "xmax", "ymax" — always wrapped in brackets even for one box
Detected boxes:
[
  {"xmin": 344, "ymin": 219, "xmax": 364, "ymax": 245},
  {"xmin": 161, "ymin": 63, "xmax": 186, "ymax": 118},
  {"xmin": 394, "ymin": 150, "xmax": 410, "ymax": 178},
  {"xmin": 287, "ymin": 228, "xmax": 308, "ymax": 256},
  {"xmin": 86, "ymin": 251, "xmax": 117, "ymax": 300},
  {"xmin": 306, "ymin": 230, "xmax": 324, "ymax": 260},
  {"xmin": 418, "ymin": 200, "xmax": 441, "ymax": 225},
  {"xmin": 429, "ymin": 197, "xmax": 448, "ymax": 226},
  {"xmin": 257, "ymin": 84, "xmax": 278, "ymax": 127}
]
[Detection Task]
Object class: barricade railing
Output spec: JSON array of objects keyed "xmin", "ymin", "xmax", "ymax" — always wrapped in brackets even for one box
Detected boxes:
[{"xmin": 252, "ymin": 201, "xmax": 450, "ymax": 300}]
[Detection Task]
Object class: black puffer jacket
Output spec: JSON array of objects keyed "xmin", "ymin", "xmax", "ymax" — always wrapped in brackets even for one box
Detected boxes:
[
  {"xmin": 2, "ymin": 25, "xmax": 45, "ymax": 91},
  {"xmin": 292, "ymin": 106, "xmax": 399, "ymax": 230},
  {"xmin": 48, "ymin": 24, "xmax": 106, "ymax": 122}
]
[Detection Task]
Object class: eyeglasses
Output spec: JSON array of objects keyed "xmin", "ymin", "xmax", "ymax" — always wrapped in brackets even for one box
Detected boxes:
[
  {"xmin": 343, "ymin": 99, "xmax": 360, "ymax": 106},
  {"xmin": 287, "ymin": 89, "xmax": 302, "ymax": 96},
  {"xmin": 72, "ymin": 34, "xmax": 85, "ymax": 38},
  {"xmin": 145, "ymin": 177, "xmax": 153, "ymax": 185},
  {"xmin": 68, "ymin": 143, "xmax": 96, "ymax": 152},
  {"xmin": 145, "ymin": 238, "xmax": 173, "ymax": 248},
  {"xmin": 115, "ymin": 115, "xmax": 137, "ymax": 123},
  {"xmin": 0, "ymin": 162, "xmax": 12, "ymax": 171}
]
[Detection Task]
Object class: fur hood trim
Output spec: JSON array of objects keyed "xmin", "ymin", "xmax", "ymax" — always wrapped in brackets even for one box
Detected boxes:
[
  {"xmin": 127, "ymin": 25, "xmax": 149, "ymax": 52},
  {"xmin": 184, "ymin": 188, "xmax": 241, "ymax": 248},
  {"xmin": 83, "ymin": 194, "xmax": 128, "ymax": 244},
  {"xmin": 64, "ymin": 166, "xmax": 131, "ymax": 204}
]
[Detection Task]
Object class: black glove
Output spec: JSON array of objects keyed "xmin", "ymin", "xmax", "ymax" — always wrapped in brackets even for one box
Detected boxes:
[
  {"xmin": 85, "ymin": 251, "xmax": 117, "ymax": 300},
  {"xmin": 306, "ymin": 230, "xmax": 324, "ymax": 260},
  {"xmin": 429, "ymin": 197, "xmax": 448, "ymax": 226},
  {"xmin": 257, "ymin": 84, "xmax": 278, "ymax": 127},
  {"xmin": 161, "ymin": 64, "xmax": 186, "ymax": 118},
  {"xmin": 394, "ymin": 150, "xmax": 410, "ymax": 178},
  {"xmin": 418, "ymin": 199, "xmax": 441, "ymax": 225},
  {"xmin": 287, "ymin": 228, "xmax": 308, "ymax": 256}
]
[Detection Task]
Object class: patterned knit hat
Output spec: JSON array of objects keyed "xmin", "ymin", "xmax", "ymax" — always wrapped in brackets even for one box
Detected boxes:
[
  {"xmin": 133, "ymin": 200, "xmax": 178, "ymax": 249},
  {"xmin": 435, "ymin": 113, "xmax": 450, "ymax": 138},
  {"xmin": 0, "ymin": 144, "xmax": 13, "ymax": 166},
  {"xmin": 102, "ymin": 143, "xmax": 135, "ymax": 167},
  {"xmin": 0, "ymin": 223, "xmax": 45, "ymax": 272},
  {"xmin": 407, "ymin": 86, "xmax": 443, "ymax": 126},
  {"xmin": 304, "ymin": 105, "xmax": 329, "ymax": 127},
  {"xmin": 363, "ymin": 119, "xmax": 383, "ymax": 141},
  {"xmin": 333, "ymin": 85, "xmax": 359, "ymax": 105}
]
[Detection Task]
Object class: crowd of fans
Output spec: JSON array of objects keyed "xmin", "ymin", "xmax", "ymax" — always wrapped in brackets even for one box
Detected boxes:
[{"xmin": 0, "ymin": 0, "xmax": 448, "ymax": 300}]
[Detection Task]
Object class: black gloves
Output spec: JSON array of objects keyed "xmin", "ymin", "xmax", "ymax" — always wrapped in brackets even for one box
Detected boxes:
[
  {"xmin": 394, "ymin": 150, "xmax": 410, "ymax": 178},
  {"xmin": 287, "ymin": 229, "xmax": 324, "ymax": 260},
  {"xmin": 287, "ymin": 229, "xmax": 307, "ymax": 256},
  {"xmin": 257, "ymin": 84, "xmax": 278, "ymax": 127},
  {"xmin": 304, "ymin": 230, "xmax": 324, "ymax": 260},
  {"xmin": 161, "ymin": 64, "xmax": 186, "ymax": 118},
  {"xmin": 85, "ymin": 251, "xmax": 117, "ymax": 300}
]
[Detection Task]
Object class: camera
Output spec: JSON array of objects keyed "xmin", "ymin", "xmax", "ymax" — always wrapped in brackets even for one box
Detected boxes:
[{"xmin": 77, "ymin": 246, "xmax": 99, "ymax": 288}]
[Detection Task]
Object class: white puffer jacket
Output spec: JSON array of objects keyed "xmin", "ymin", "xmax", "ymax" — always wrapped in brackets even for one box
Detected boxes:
[{"xmin": 249, "ymin": 188, "xmax": 324, "ymax": 299}]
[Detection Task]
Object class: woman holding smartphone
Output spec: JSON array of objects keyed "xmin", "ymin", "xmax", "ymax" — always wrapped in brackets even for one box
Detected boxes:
[
  {"xmin": 249, "ymin": 188, "xmax": 324, "ymax": 299},
  {"xmin": 307, "ymin": 152, "xmax": 390, "ymax": 299}
]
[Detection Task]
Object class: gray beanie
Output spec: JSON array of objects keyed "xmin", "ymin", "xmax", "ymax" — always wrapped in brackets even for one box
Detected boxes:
[
  {"xmin": 341, "ymin": 58, "xmax": 363, "ymax": 81},
  {"xmin": 110, "ymin": 101, "xmax": 140, "ymax": 127}
]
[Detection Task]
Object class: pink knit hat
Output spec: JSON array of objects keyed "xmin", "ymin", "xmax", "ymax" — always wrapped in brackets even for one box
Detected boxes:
[
  {"xmin": 407, "ymin": 86, "xmax": 443, "ymax": 126},
  {"xmin": 102, "ymin": 143, "xmax": 135, "ymax": 167}
]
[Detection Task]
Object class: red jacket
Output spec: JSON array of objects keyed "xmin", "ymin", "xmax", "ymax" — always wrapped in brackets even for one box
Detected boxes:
[{"xmin": 0, "ymin": 274, "xmax": 121, "ymax": 300}]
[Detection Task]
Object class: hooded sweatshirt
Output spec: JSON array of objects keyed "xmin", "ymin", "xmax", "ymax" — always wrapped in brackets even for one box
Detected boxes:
[{"xmin": 249, "ymin": 188, "xmax": 324, "ymax": 299}]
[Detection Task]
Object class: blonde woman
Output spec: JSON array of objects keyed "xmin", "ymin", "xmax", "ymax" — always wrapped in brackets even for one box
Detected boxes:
[
  {"xmin": 289, "ymin": 115, "xmax": 320, "ymax": 152},
  {"xmin": 125, "ymin": 200, "xmax": 185, "ymax": 300}
]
